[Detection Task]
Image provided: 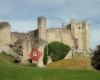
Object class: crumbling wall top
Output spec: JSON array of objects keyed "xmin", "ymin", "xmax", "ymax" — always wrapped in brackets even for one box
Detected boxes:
[{"xmin": 0, "ymin": 22, "xmax": 11, "ymax": 29}]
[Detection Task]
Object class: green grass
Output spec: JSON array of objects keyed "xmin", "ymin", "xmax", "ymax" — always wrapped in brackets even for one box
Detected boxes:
[{"xmin": 0, "ymin": 53, "xmax": 100, "ymax": 80}]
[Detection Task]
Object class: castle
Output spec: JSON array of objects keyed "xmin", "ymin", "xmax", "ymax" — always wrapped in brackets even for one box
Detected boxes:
[{"xmin": 0, "ymin": 16, "xmax": 90, "ymax": 67}]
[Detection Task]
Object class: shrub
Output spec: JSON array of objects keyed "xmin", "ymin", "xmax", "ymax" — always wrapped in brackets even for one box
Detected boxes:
[
  {"xmin": 43, "ymin": 41, "xmax": 70, "ymax": 64},
  {"xmin": 91, "ymin": 45, "xmax": 100, "ymax": 70}
]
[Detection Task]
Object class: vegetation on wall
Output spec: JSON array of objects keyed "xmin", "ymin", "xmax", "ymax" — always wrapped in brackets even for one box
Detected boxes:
[{"xmin": 43, "ymin": 41, "xmax": 71, "ymax": 64}]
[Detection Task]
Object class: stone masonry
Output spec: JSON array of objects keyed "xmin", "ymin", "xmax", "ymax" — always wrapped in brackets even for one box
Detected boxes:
[{"xmin": 0, "ymin": 16, "xmax": 91, "ymax": 67}]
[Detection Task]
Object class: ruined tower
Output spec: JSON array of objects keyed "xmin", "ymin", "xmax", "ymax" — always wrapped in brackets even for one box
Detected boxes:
[
  {"xmin": 82, "ymin": 20, "xmax": 90, "ymax": 52},
  {"xmin": 71, "ymin": 18, "xmax": 78, "ymax": 39},
  {"xmin": 37, "ymin": 16, "xmax": 47, "ymax": 67},
  {"xmin": 62, "ymin": 22, "xmax": 67, "ymax": 29},
  {"xmin": 38, "ymin": 16, "xmax": 46, "ymax": 41},
  {"xmin": 0, "ymin": 22, "xmax": 11, "ymax": 52}
]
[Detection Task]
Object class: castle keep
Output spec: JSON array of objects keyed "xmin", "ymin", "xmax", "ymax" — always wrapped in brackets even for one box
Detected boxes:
[{"xmin": 0, "ymin": 16, "xmax": 90, "ymax": 67}]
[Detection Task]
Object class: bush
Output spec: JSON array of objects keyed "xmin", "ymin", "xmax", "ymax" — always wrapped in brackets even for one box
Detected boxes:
[
  {"xmin": 91, "ymin": 45, "xmax": 100, "ymax": 70},
  {"xmin": 43, "ymin": 41, "xmax": 70, "ymax": 64}
]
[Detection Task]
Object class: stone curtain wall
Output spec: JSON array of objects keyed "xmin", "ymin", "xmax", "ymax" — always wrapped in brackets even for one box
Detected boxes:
[{"xmin": 47, "ymin": 28, "xmax": 73, "ymax": 47}]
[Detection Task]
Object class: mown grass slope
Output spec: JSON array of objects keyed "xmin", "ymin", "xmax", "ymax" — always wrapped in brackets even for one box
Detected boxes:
[{"xmin": 0, "ymin": 53, "xmax": 100, "ymax": 80}]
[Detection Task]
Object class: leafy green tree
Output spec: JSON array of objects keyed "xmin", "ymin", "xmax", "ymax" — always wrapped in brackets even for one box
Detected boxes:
[
  {"xmin": 43, "ymin": 41, "xmax": 70, "ymax": 64},
  {"xmin": 91, "ymin": 45, "xmax": 100, "ymax": 70}
]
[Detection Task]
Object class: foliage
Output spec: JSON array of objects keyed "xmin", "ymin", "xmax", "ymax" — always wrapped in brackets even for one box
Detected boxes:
[
  {"xmin": 14, "ymin": 48, "xmax": 21, "ymax": 54},
  {"xmin": 43, "ymin": 41, "xmax": 70, "ymax": 64},
  {"xmin": 91, "ymin": 45, "xmax": 100, "ymax": 70}
]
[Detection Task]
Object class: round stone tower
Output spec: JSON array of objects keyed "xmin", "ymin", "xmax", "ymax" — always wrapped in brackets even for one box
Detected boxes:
[
  {"xmin": 37, "ymin": 16, "xmax": 47, "ymax": 67},
  {"xmin": 0, "ymin": 22, "xmax": 11, "ymax": 52},
  {"xmin": 71, "ymin": 18, "xmax": 78, "ymax": 38},
  {"xmin": 82, "ymin": 20, "xmax": 90, "ymax": 52},
  {"xmin": 38, "ymin": 16, "xmax": 46, "ymax": 41}
]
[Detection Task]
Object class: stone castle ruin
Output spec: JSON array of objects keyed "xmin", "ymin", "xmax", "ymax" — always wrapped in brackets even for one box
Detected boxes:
[{"xmin": 0, "ymin": 16, "xmax": 90, "ymax": 67}]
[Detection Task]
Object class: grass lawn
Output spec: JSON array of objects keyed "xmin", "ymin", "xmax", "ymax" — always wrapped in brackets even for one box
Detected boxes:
[{"xmin": 0, "ymin": 53, "xmax": 100, "ymax": 80}]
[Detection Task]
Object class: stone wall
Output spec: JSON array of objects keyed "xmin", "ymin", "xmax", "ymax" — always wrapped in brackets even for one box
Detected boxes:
[
  {"xmin": 22, "ymin": 41, "xmax": 32, "ymax": 63},
  {"xmin": 47, "ymin": 28, "xmax": 73, "ymax": 47}
]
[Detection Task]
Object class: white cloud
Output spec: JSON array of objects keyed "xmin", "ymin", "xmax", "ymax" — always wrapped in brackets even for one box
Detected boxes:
[
  {"xmin": 91, "ymin": 24, "xmax": 100, "ymax": 48},
  {"xmin": 10, "ymin": 20, "xmax": 37, "ymax": 32}
]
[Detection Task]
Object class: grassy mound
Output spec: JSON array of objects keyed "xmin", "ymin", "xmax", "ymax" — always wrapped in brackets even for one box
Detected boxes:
[
  {"xmin": 0, "ymin": 53, "xmax": 14, "ymax": 64},
  {"xmin": 0, "ymin": 53, "xmax": 100, "ymax": 80},
  {"xmin": 47, "ymin": 59, "xmax": 92, "ymax": 69}
]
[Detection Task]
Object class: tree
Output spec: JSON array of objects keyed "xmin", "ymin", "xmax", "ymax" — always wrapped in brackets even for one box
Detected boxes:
[
  {"xmin": 91, "ymin": 45, "xmax": 100, "ymax": 70},
  {"xmin": 43, "ymin": 41, "xmax": 71, "ymax": 64}
]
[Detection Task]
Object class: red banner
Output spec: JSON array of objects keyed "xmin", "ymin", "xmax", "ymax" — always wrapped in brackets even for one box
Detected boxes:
[{"xmin": 29, "ymin": 48, "xmax": 42, "ymax": 64}]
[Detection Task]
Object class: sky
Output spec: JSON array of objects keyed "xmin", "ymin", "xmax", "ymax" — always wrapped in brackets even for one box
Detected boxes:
[{"xmin": 0, "ymin": 0, "xmax": 100, "ymax": 48}]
